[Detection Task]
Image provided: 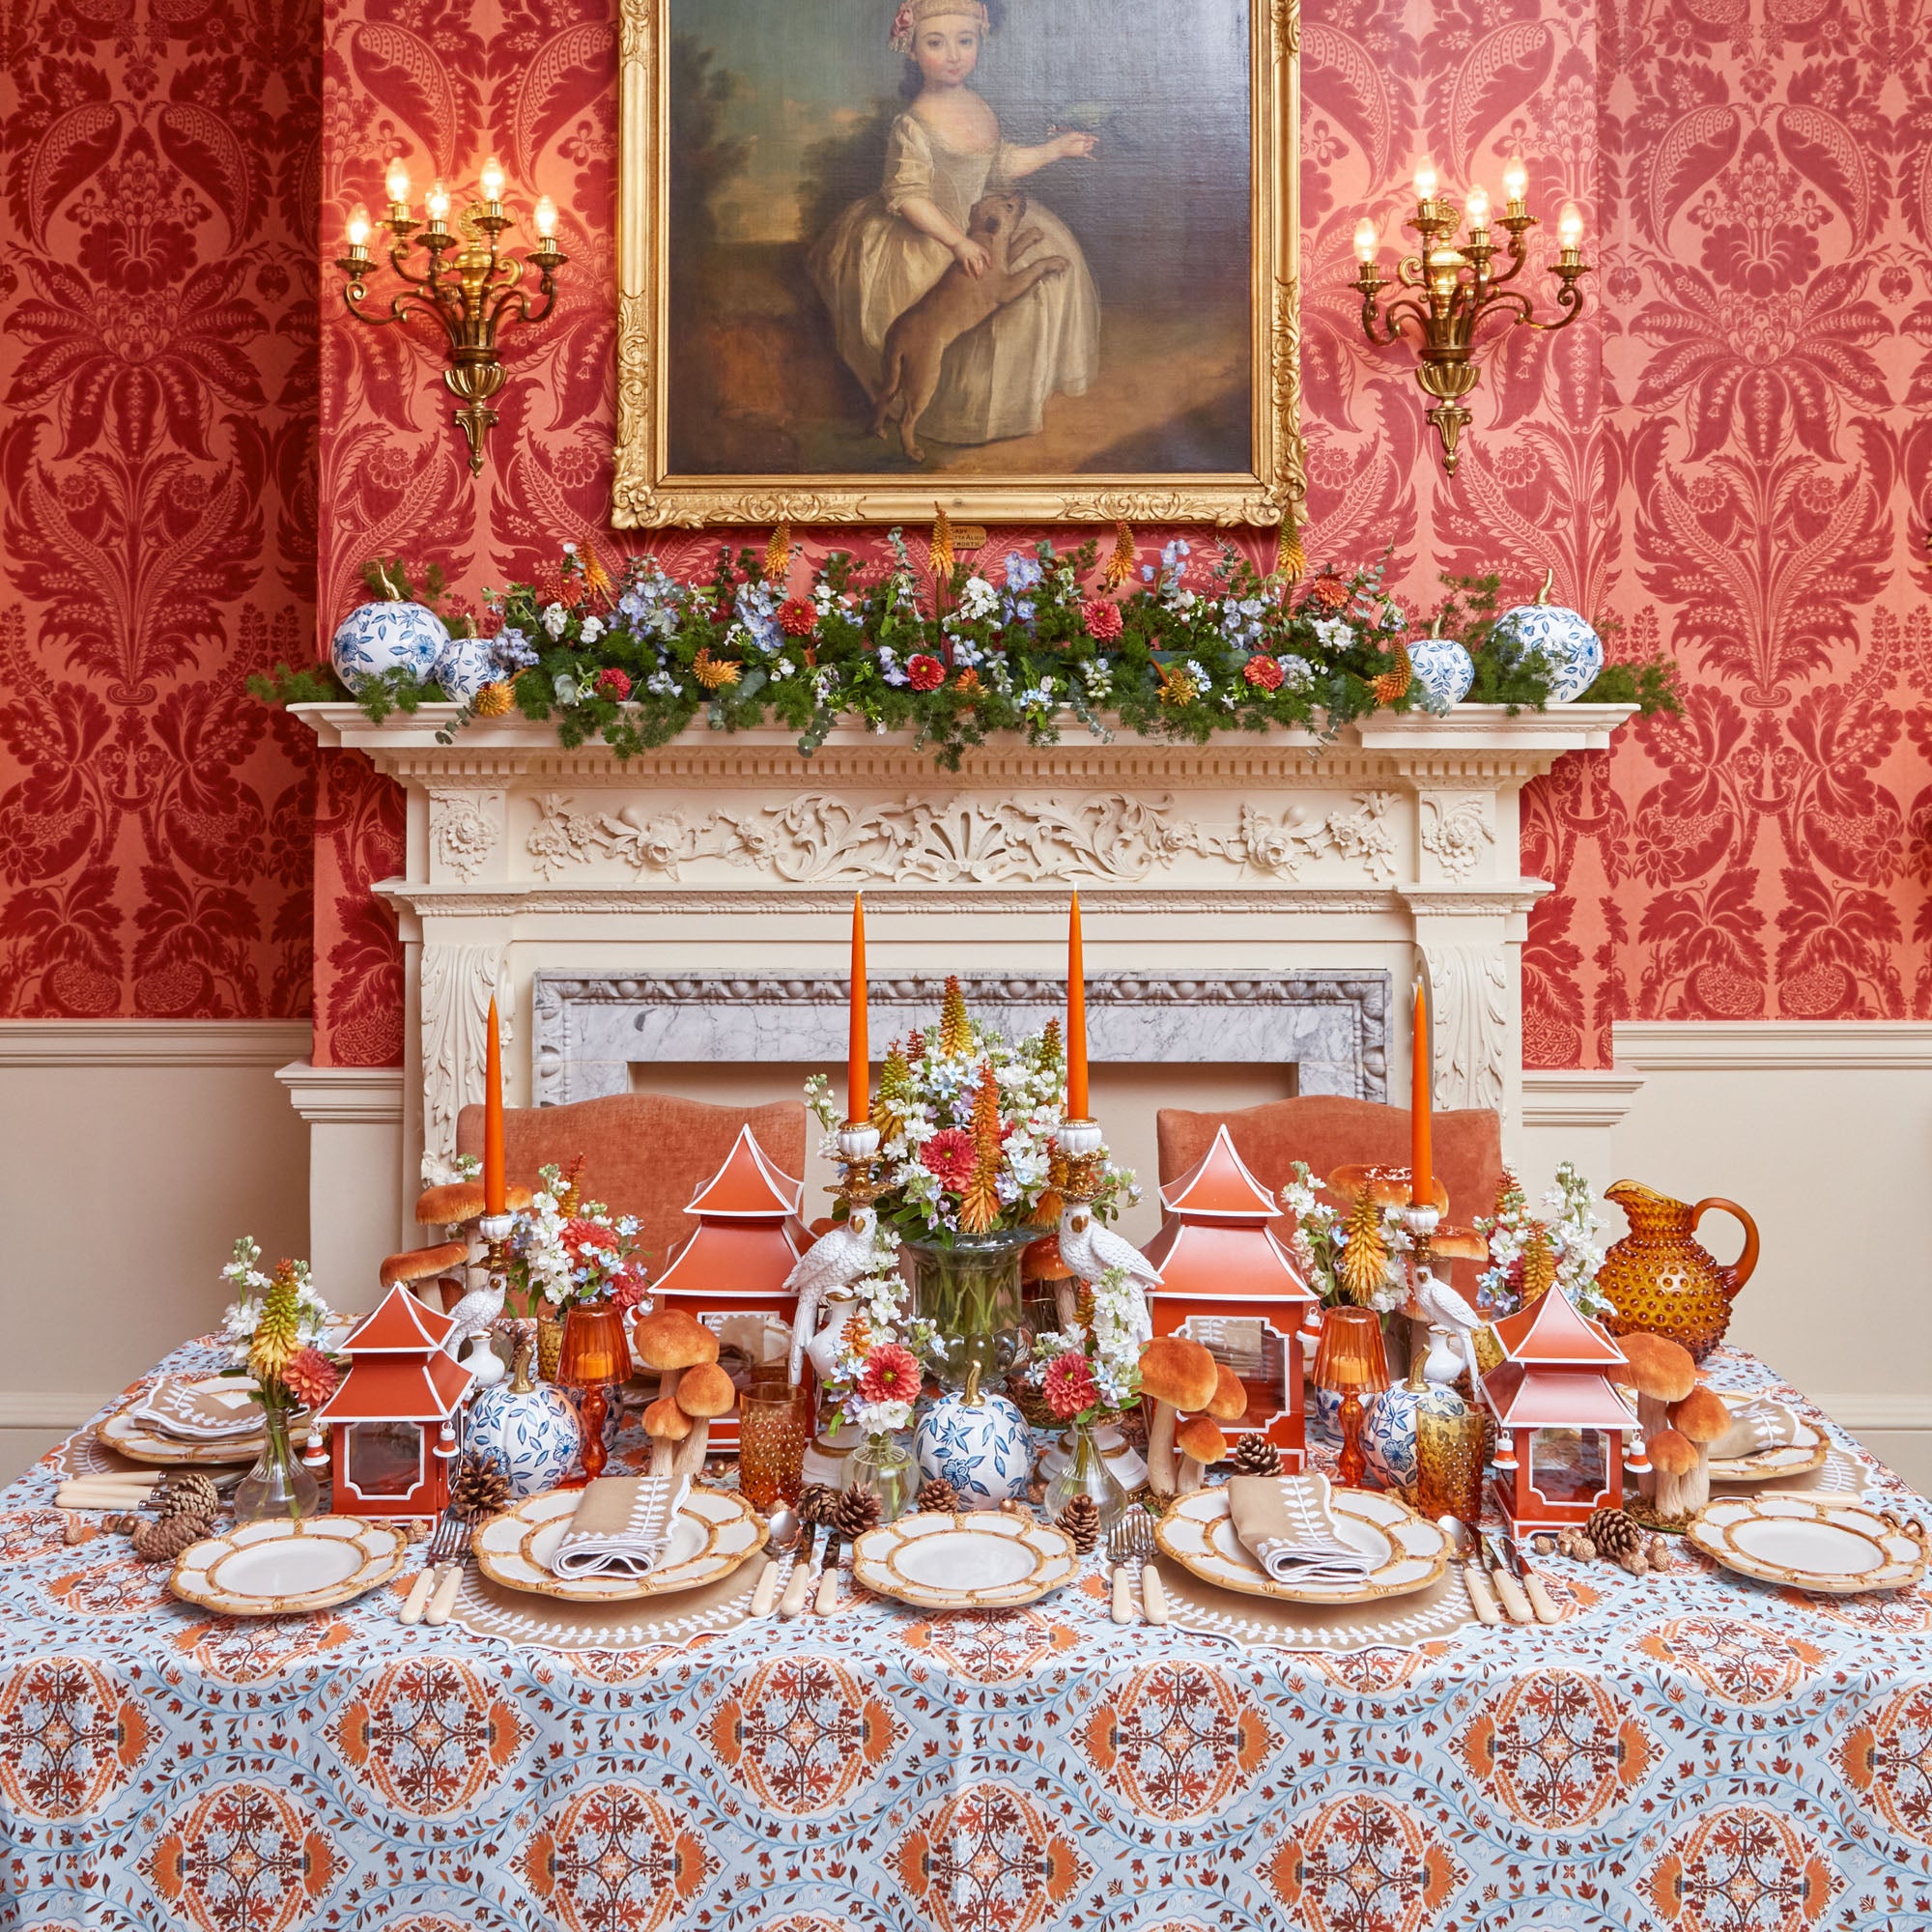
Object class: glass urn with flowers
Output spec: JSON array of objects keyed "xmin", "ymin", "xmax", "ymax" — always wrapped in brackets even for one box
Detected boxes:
[
  {"xmin": 218, "ymin": 1237, "xmax": 341, "ymax": 1524},
  {"xmin": 1019, "ymin": 1276, "xmax": 1144, "ymax": 1530},
  {"xmin": 832, "ymin": 1339, "xmax": 924, "ymax": 1522}
]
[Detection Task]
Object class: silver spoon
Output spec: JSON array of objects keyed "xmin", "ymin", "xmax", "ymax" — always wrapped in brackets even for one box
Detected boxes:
[
  {"xmin": 1437, "ymin": 1515, "xmax": 1501, "ymax": 1627},
  {"xmin": 749, "ymin": 1505, "xmax": 800, "ymax": 1617}
]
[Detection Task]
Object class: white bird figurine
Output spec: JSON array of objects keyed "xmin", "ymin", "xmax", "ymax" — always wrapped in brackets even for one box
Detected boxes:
[
  {"xmin": 1057, "ymin": 1199, "xmax": 1159, "ymax": 1335},
  {"xmin": 1412, "ymin": 1266, "xmax": 1483, "ymax": 1387},
  {"xmin": 785, "ymin": 1202, "xmax": 880, "ymax": 1385},
  {"xmin": 444, "ymin": 1269, "xmax": 507, "ymax": 1386}
]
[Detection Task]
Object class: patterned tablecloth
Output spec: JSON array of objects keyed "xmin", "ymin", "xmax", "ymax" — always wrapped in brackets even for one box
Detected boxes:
[{"xmin": 3, "ymin": 1339, "xmax": 1930, "ymax": 1932}]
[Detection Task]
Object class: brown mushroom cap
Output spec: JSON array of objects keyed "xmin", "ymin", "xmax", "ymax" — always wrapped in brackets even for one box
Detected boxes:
[
  {"xmin": 1646, "ymin": 1426, "xmax": 1696, "ymax": 1475},
  {"xmin": 1611, "ymin": 1332, "xmax": 1697, "ymax": 1402},
  {"xmin": 379, "ymin": 1241, "xmax": 470, "ymax": 1287},
  {"xmin": 1206, "ymin": 1361, "xmax": 1248, "ymax": 1424},
  {"xmin": 632, "ymin": 1308, "xmax": 720, "ymax": 1372},
  {"xmin": 1327, "ymin": 1163, "xmax": 1448, "ymax": 1213},
  {"xmin": 1139, "ymin": 1335, "xmax": 1219, "ymax": 1412},
  {"xmin": 1023, "ymin": 1235, "xmax": 1072, "ymax": 1283},
  {"xmin": 1429, "ymin": 1226, "xmax": 1490, "ymax": 1263},
  {"xmin": 643, "ymin": 1396, "xmax": 692, "ymax": 1440},
  {"xmin": 674, "ymin": 1361, "xmax": 737, "ymax": 1420},
  {"xmin": 1176, "ymin": 1414, "xmax": 1229, "ymax": 1465},
  {"xmin": 1670, "ymin": 1384, "xmax": 1732, "ymax": 1446},
  {"xmin": 417, "ymin": 1181, "xmax": 486, "ymax": 1225}
]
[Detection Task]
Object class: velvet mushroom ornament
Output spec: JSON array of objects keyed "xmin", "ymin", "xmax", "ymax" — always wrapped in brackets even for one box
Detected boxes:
[
  {"xmin": 1176, "ymin": 1414, "xmax": 1231, "ymax": 1495},
  {"xmin": 1611, "ymin": 1332, "xmax": 1697, "ymax": 1491},
  {"xmin": 379, "ymin": 1242, "xmax": 470, "ymax": 1299},
  {"xmin": 1669, "ymin": 1384, "xmax": 1732, "ymax": 1516},
  {"xmin": 1138, "ymin": 1335, "xmax": 1219, "ymax": 1498},
  {"xmin": 1647, "ymin": 1427, "xmax": 1697, "ymax": 1520},
  {"xmin": 671, "ymin": 1360, "xmax": 738, "ymax": 1480}
]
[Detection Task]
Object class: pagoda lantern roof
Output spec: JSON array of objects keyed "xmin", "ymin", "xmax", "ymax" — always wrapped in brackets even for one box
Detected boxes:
[
  {"xmin": 1157, "ymin": 1124, "xmax": 1281, "ymax": 1220},
  {"xmin": 1482, "ymin": 1360, "xmax": 1639, "ymax": 1432},
  {"xmin": 682, "ymin": 1125, "xmax": 805, "ymax": 1220},
  {"xmin": 316, "ymin": 1283, "xmax": 471, "ymax": 1423},
  {"xmin": 337, "ymin": 1282, "xmax": 458, "ymax": 1353},
  {"xmin": 1492, "ymin": 1286, "xmax": 1628, "ymax": 1369},
  {"xmin": 1141, "ymin": 1218, "xmax": 1315, "ymax": 1306},
  {"xmin": 652, "ymin": 1218, "xmax": 805, "ymax": 1300}
]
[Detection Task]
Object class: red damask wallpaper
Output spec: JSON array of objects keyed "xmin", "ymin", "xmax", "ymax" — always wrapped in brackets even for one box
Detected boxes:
[{"xmin": 0, "ymin": 0, "xmax": 320, "ymax": 1019}]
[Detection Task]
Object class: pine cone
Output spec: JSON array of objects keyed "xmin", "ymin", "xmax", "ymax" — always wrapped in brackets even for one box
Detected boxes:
[
  {"xmin": 450, "ymin": 1451, "xmax": 512, "ymax": 1521},
  {"xmin": 798, "ymin": 1482, "xmax": 839, "ymax": 1529},
  {"xmin": 1055, "ymin": 1493, "xmax": 1101, "ymax": 1554},
  {"xmin": 1232, "ymin": 1435, "xmax": 1283, "ymax": 1479},
  {"xmin": 155, "ymin": 1473, "xmax": 221, "ymax": 1523},
  {"xmin": 916, "ymin": 1477, "xmax": 958, "ymax": 1513},
  {"xmin": 130, "ymin": 1514, "xmax": 214, "ymax": 1562},
  {"xmin": 1587, "ymin": 1507, "xmax": 1644, "ymax": 1563},
  {"xmin": 831, "ymin": 1487, "xmax": 882, "ymax": 1543}
]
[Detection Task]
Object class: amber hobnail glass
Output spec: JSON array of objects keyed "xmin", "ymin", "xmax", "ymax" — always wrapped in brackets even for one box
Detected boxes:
[
  {"xmin": 739, "ymin": 1382, "xmax": 810, "ymax": 1510},
  {"xmin": 1416, "ymin": 1409, "xmax": 1488, "ymax": 1523}
]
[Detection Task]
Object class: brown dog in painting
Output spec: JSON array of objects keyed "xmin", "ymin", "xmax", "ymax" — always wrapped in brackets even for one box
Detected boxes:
[{"xmin": 869, "ymin": 190, "xmax": 1068, "ymax": 462}]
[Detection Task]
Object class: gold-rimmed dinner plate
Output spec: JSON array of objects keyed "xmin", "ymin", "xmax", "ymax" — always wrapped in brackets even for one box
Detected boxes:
[
  {"xmin": 1154, "ymin": 1486, "xmax": 1450, "ymax": 1605},
  {"xmin": 1708, "ymin": 1399, "xmax": 1828, "ymax": 1484},
  {"xmin": 471, "ymin": 1484, "xmax": 765, "ymax": 1603},
  {"xmin": 97, "ymin": 1383, "xmax": 310, "ymax": 1466},
  {"xmin": 1687, "ymin": 1494, "xmax": 1926, "ymax": 1596},
  {"xmin": 169, "ymin": 1516, "xmax": 408, "ymax": 1615},
  {"xmin": 849, "ymin": 1511, "xmax": 1079, "ymax": 1610}
]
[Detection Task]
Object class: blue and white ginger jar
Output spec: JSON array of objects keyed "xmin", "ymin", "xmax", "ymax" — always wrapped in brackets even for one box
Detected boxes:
[
  {"xmin": 329, "ymin": 599, "xmax": 449, "ymax": 695},
  {"xmin": 913, "ymin": 1370, "xmax": 1033, "ymax": 1509},
  {"xmin": 1408, "ymin": 619, "xmax": 1475, "ymax": 712},
  {"xmin": 1362, "ymin": 1372, "xmax": 1468, "ymax": 1491},
  {"xmin": 1494, "ymin": 571, "xmax": 1603, "ymax": 703},
  {"xmin": 465, "ymin": 1359, "xmax": 582, "ymax": 1497},
  {"xmin": 434, "ymin": 631, "xmax": 497, "ymax": 706}
]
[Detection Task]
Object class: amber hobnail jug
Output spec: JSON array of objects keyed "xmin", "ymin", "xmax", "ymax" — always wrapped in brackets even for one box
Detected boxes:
[{"xmin": 1598, "ymin": 1181, "xmax": 1759, "ymax": 1362}]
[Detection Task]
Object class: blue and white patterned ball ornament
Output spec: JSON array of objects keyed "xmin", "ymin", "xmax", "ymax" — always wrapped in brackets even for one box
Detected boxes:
[
  {"xmin": 464, "ymin": 1365, "xmax": 582, "ymax": 1498},
  {"xmin": 1494, "ymin": 570, "xmax": 1603, "ymax": 703},
  {"xmin": 1408, "ymin": 616, "xmax": 1475, "ymax": 712},
  {"xmin": 434, "ymin": 631, "xmax": 497, "ymax": 706},
  {"xmin": 913, "ymin": 1371, "xmax": 1033, "ymax": 1509},
  {"xmin": 1362, "ymin": 1373, "xmax": 1468, "ymax": 1491},
  {"xmin": 329, "ymin": 600, "xmax": 449, "ymax": 695}
]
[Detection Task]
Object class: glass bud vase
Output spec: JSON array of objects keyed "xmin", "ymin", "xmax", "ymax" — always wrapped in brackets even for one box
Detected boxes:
[
  {"xmin": 900, "ymin": 1230, "xmax": 1035, "ymax": 1393},
  {"xmin": 1041, "ymin": 1416, "xmax": 1129, "ymax": 1531},
  {"xmin": 233, "ymin": 1406, "xmax": 322, "ymax": 1525},
  {"xmin": 843, "ymin": 1433, "xmax": 916, "ymax": 1523}
]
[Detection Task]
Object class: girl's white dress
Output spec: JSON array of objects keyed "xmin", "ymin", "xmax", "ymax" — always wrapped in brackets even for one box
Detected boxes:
[{"xmin": 809, "ymin": 109, "xmax": 1100, "ymax": 446}]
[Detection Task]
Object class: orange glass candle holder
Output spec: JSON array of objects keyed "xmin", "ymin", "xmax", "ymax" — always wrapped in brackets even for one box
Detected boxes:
[
  {"xmin": 1313, "ymin": 1306, "xmax": 1391, "ymax": 1489},
  {"xmin": 557, "ymin": 1301, "xmax": 629, "ymax": 1485}
]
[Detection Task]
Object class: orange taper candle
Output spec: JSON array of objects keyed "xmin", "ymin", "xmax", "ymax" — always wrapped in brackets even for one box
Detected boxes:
[
  {"xmin": 1409, "ymin": 974, "xmax": 1433, "ymax": 1208},
  {"xmin": 1066, "ymin": 893, "xmax": 1089, "ymax": 1119},
  {"xmin": 483, "ymin": 995, "xmax": 505, "ymax": 1215},
  {"xmin": 847, "ymin": 892, "xmax": 868, "ymax": 1122}
]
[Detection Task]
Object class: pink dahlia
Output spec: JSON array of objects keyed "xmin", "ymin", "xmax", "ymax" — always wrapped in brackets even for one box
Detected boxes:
[
  {"xmin": 1082, "ymin": 598, "xmax": 1123, "ymax": 641},
  {"xmin": 1243, "ymin": 654, "xmax": 1285, "ymax": 691},
  {"xmin": 920, "ymin": 1127, "xmax": 978, "ymax": 1188},
  {"xmin": 778, "ymin": 596, "xmax": 817, "ymax": 636},
  {"xmin": 595, "ymin": 667, "xmax": 632, "ymax": 701},
  {"xmin": 907, "ymin": 653, "xmax": 945, "ymax": 692},
  {"xmin": 1041, "ymin": 1350, "xmax": 1098, "ymax": 1421},
  {"xmin": 282, "ymin": 1347, "xmax": 338, "ymax": 1408},
  {"xmin": 857, "ymin": 1343, "xmax": 923, "ymax": 1406}
]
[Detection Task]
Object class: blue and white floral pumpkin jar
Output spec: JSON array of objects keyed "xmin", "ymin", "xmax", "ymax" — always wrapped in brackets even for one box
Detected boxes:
[
  {"xmin": 1408, "ymin": 615, "xmax": 1475, "ymax": 712},
  {"xmin": 434, "ymin": 631, "xmax": 497, "ymax": 706},
  {"xmin": 913, "ymin": 1365, "xmax": 1033, "ymax": 1509},
  {"xmin": 329, "ymin": 598, "xmax": 449, "ymax": 695},
  {"xmin": 1494, "ymin": 570, "xmax": 1603, "ymax": 703},
  {"xmin": 1363, "ymin": 1367, "xmax": 1467, "ymax": 1491},
  {"xmin": 464, "ymin": 1344, "xmax": 582, "ymax": 1497}
]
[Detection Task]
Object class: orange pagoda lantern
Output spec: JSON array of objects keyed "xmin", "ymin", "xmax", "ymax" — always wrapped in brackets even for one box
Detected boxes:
[
  {"xmin": 1142, "ymin": 1124, "xmax": 1318, "ymax": 1466},
  {"xmin": 647, "ymin": 1124, "xmax": 807, "ymax": 1447},
  {"xmin": 313, "ymin": 1283, "xmax": 472, "ymax": 1517},
  {"xmin": 1480, "ymin": 1287, "xmax": 1646, "ymax": 1531}
]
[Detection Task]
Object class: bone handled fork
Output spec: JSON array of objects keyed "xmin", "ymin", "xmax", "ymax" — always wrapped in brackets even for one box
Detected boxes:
[
  {"xmin": 1107, "ymin": 1515, "xmax": 1154, "ymax": 1625},
  {"xmin": 400, "ymin": 1512, "xmax": 468, "ymax": 1626}
]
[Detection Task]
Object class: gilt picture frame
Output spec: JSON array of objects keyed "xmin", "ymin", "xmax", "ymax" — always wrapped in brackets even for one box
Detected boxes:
[{"xmin": 612, "ymin": 0, "xmax": 1302, "ymax": 526}]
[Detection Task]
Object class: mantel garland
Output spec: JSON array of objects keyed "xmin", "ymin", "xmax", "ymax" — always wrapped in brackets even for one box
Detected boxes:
[{"xmin": 258, "ymin": 526, "xmax": 1677, "ymax": 771}]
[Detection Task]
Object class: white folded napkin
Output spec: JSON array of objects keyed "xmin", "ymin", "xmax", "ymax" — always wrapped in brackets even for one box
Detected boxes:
[
  {"xmin": 132, "ymin": 1378, "xmax": 262, "ymax": 1441},
  {"xmin": 552, "ymin": 1472, "xmax": 691, "ymax": 1578},
  {"xmin": 1226, "ymin": 1472, "xmax": 1374, "ymax": 1585},
  {"xmin": 1710, "ymin": 1398, "xmax": 1800, "ymax": 1462}
]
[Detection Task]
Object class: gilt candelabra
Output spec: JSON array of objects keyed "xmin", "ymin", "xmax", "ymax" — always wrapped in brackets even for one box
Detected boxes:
[
  {"xmin": 334, "ymin": 157, "xmax": 568, "ymax": 474},
  {"xmin": 1350, "ymin": 159, "xmax": 1590, "ymax": 476}
]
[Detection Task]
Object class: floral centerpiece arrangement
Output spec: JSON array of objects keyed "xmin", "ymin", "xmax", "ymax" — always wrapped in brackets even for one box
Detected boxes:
[
  {"xmin": 508, "ymin": 1160, "xmax": 650, "ymax": 1316},
  {"xmin": 1475, "ymin": 1162, "xmax": 1609, "ymax": 1318},
  {"xmin": 1279, "ymin": 1163, "xmax": 1420, "ymax": 1313}
]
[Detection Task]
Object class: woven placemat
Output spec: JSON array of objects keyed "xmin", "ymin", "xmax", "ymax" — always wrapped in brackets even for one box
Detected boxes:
[
  {"xmin": 1156, "ymin": 1559, "xmax": 1475, "ymax": 1653},
  {"xmin": 444, "ymin": 1550, "xmax": 776, "ymax": 1650}
]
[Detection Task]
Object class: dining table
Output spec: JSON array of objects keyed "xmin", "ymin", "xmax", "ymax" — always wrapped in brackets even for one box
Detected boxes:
[{"xmin": 2, "ymin": 1332, "xmax": 1929, "ymax": 1932}]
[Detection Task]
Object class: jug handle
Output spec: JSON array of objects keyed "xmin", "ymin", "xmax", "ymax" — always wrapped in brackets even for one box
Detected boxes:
[{"xmin": 1690, "ymin": 1198, "xmax": 1758, "ymax": 1299}]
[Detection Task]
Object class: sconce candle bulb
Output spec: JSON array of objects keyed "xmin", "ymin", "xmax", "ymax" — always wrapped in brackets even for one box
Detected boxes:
[
  {"xmin": 1558, "ymin": 202, "xmax": 1583, "ymax": 252},
  {"xmin": 1503, "ymin": 156, "xmax": 1528, "ymax": 211},
  {"xmin": 534, "ymin": 195, "xmax": 558, "ymax": 240},
  {"xmin": 1464, "ymin": 185, "xmax": 1490, "ymax": 234},
  {"xmin": 1412, "ymin": 160, "xmax": 1438, "ymax": 204},
  {"xmin": 384, "ymin": 158, "xmax": 411, "ymax": 214},
  {"xmin": 1352, "ymin": 217, "xmax": 1379, "ymax": 265},
  {"xmin": 425, "ymin": 180, "xmax": 450, "ymax": 229},
  {"xmin": 345, "ymin": 206, "xmax": 371, "ymax": 254},
  {"xmin": 480, "ymin": 156, "xmax": 505, "ymax": 209}
]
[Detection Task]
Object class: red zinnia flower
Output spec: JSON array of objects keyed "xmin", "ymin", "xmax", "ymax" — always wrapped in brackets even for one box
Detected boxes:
[
  {"xmin": 778, "ymin": 596, "xmax": 817, "ymax": 636},
  {"xmin": 857, "ymin": 1343, "xmax": 922, "ymax": 1405},
  {"xmin": 1243, "ymin": 655, "xmax": 1286, "ymax": 691},
  {"xmin": 282, "ymin": 1347, "xmax": 338, "ymax": 1409},
  {"xmin": 1082, "ymin": 598, "xmax": 1123, "ymax": 641},
  {"xmin": 920, "ymin": 1127, "xmax": 977, "ymax": 1188},
  {"xmin": 560, "ymin": 1215, "xmax": 615, "ymax": 1263},
  {"xmin": 1041, "ymin": 1350, "xmax": 1098, "ymax": 1421},
  {"xmin": 1304, "ymin": 572, "xmax": 1350, "ymax": 613},
  {"xmin": 907, "ymin": 653, "xmax": 945, "ymax": 692},
  {"xmin": 596, "ymin": 668, "xmax": 632, "ymax": 701}
]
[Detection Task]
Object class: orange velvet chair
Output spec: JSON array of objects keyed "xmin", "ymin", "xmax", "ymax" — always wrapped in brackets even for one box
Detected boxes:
[
  {"xmin": 1155, "ymin": 1095, "xmax": 1505, "ymax": 1299},
  {"xmin": 455, "ymin": 1092, "xmax": 808, "ymax": 1279}
]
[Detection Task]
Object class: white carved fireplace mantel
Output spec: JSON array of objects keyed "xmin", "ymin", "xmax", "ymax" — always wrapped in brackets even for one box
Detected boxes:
[{"xmin": 292, "ymin": 703, "xmax": 1632, "ymax": 1250}]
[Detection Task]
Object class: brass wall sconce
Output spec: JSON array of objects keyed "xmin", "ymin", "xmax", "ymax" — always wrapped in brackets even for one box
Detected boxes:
[
  {"xmin": 334, "ymin": 157, "xmax": 569, "ymax": 474},
  {"xmin": 1350, "ymin": 158, "xmax": 1590, "ymax": 476}
]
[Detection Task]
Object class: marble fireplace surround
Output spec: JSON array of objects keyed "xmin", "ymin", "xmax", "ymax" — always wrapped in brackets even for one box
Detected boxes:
[
  {"xmin": 531, "ymin": 969, "xmax": 1390, "ymax": 1105},
  {"xmin": 291, "ymin": 703, "xmax": 1633, "ymax": 1245}
]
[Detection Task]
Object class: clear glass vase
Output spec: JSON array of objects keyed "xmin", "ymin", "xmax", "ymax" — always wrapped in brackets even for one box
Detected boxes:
[
  {"xmin": 842, "ymin": 1433, "xmax": 916, "ymax": 1522},
  {"xmin": 1042, "ymin": 1416, "xmax": 1130, "ymax": 1531},
  {"xmin": 900, "ymin": 1230, "xmax": 1035, "ymax": 1393},
  {"xmin": 233, "ymin": 1406, "xmax": 322, "ymax": 1526}
]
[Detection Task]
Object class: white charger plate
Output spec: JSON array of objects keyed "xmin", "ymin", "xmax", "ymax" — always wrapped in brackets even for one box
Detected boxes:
[
  {"xmin": 170, "ymin": 1516, "xmax": 408, "ymax": 1615},
  {"xmin": 850, "ymin": 1511, "xmax": 1079, "ymax": 1609},
  {"xmin": 1688, "ymin": 1494, "xmax": 1926, "ymax": 1595},
  {"xmin": 1709, "ymin": 1397, "xmax": 1827, "ymax": 1483},
  {"xmin": 1154, "ymin": 1486, "xmax": 1450, "ymax": 1605},
  {"xmin": 471, "ymin": 1484, "xmax": 764, "ymax": 1604},
  {"xmin": 99, "ymin": 1382, "xmax": 311, "ymax": 1466}
]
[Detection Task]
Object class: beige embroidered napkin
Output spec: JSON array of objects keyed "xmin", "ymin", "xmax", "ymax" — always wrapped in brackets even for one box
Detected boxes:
[
  {"xmin": 132, "ymin": 1378, "xmax": 263, "ymax": 1440},
  {"xmin": 1710, "ymin": 1398, "xmax": 1800, "ymax": 1462},
  {"xmin": 552, "ymin": 1472, "xmax": 691, "ymax": 1578},
  {"xmin": 1226, "ymin": 1473, "xmax": 1374, "ymax": 1585}
]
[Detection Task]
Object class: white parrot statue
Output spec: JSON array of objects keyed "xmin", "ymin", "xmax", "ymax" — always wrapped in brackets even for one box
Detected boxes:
[
  {"xmin": 1412, "ymin": 1266, "xmax": 1484, "ymax": 1387},
  {"xmin": 785, "ymin": 1202, "xmax": 879, "ymax": 1386},
  {"xmin": 443, "ymin": 1267, "xmax": 507, "ymax": 1386},
  {"xmin": 1057, "ymin": 1198, "xmax": 1159, "ymax": 1337}
]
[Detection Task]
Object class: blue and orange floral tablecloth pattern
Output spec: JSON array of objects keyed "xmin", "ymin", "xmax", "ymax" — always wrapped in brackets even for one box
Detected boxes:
[{"xmin": 1, "ymin": 1340, "xmax": 1929, "ymax": 1931}]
